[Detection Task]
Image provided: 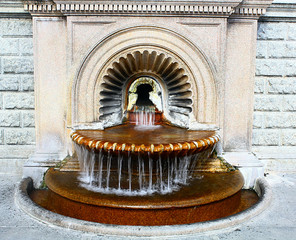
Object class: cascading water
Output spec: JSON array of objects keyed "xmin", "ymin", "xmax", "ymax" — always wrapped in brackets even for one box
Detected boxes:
[
  {"xmin": 72, "ymin": 81, "xmax": 220, "ymax": 196},
  {"xmin": 74, "ymin": 135, "xmax": 215, "ymax": 196},
  {"xmin": 134, "ymin": 106, "xmax": 156, "ymax": 126}
]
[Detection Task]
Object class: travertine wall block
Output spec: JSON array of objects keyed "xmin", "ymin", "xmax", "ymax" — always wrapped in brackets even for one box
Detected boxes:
[
  {"xmin": 0, "ymin": 38, "xmax": 19, "ymax": 55},
  {"xmin": 0, "ymin": 93, "xmax": 3, "ymax": 110},
  {"xmin": 253, "ymin": 129, "xmax": 280, "ymax": 146},
  {"xmin": 5, "ymin": 128, "xmax": 35, "ymax": 145},
  {"xmin": 0, "ymin": 129, "xmax": 3, "ymax": 145},
  {"xmin": 258, "ymin": 22, "xmax": 287, "ymax": 40},
  {"xmin": 0, "ymin": 19, "xmax": 32, "ymax": 36},
  {"xmin": 0, "ymin": 18, "xmax": 35, "ymax": 160},
  {"xmin": 22, "ymin": 112, "xmax": 35, "ymax": 127},
  {"xmin": 21, "ymin": 76, "xmax": 34, "ymax": 91},
  {"xmin": 267, "ymin": 78, "xmax": 296, "ymax": 94},
  {"xmin": 19, "ymin": 38, "xmax": 33, "ymax": 55},
  {"xmin": 253, "ymin": 19, "xmax": 296, "ymax": 156},
  {"xmin": 4, "ymin": 92, "xmax": 34, "ymax": 109},
  {"xmin": 3, "ymin": 57, "xmax": 34, "ymax": 74},
  {"xmin": 0, "ymin": 76, "xmax": 19, "ymax": 91},
  {"xmin": 254, "ymin": 95, "xmax": 281, "ymax": 111},
  {"xmin": 287, "ymin": 23, "xmax": 296, "ymax": 40},
  {"xmin": 282, "ymin": 130, "xmax": 296, "ymax": 146},
  {"xmin": 0, "ymin": 111, "xmax": 20, "ymax": 127}
]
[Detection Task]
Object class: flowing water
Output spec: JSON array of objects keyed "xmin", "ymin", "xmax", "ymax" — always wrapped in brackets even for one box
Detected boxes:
[
  {"xmin": 135, "ymin": 107, "xmax": 155, "ymax": 126},
  {"xmin": 75, "ymin": 109, "xmax": 215, "ymax": 196},
  {"xmin": 75, "ymin": 143, "xmax": 212, "ymax": 196}
]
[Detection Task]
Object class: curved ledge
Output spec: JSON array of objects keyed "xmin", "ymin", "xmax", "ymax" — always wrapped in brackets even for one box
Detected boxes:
[
  {"xmin": 71, "ymin": 124, "xmax": 220, "ymax": 154},
  {"xmin": 15, "ymin": 177, "xmax": 272, "ymax": 237}
]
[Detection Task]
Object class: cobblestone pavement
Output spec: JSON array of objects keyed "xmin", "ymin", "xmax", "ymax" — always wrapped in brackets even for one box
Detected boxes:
[{"xmin": 0, "ymin": 172, "xmax": 295, "ymax": 240}]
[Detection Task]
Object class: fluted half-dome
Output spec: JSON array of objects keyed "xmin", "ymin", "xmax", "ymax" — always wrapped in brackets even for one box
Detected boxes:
[{"xmin": 99, "ymin": 50, "xmax": 193, "ymax": 125}]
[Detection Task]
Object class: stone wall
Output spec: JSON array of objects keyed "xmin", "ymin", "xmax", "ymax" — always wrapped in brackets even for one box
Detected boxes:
[
  {"xmin": 0, "ymin": 1, "xmax": 295, "ymax": 174},
  {"xmin": 0, "ymin": 15, "xmax": 35, "ymax": 173},
  {"xmin": 252, "ymin": 1, "xmax": 296, "ymax": 172}
]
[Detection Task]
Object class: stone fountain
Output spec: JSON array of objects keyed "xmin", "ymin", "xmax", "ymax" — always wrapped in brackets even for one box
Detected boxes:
[{"xmin": 17, "ymin": 0, "xmax": 273, "ymax": 233}]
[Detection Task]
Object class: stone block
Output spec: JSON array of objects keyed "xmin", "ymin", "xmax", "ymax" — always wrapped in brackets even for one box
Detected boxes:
[
  {"xmin": 21, "ymin": 76, "xmax": 34, "ymax": 91},
  {"xmin": 256, "ymin": 59, "xmax": 296, "ymax": 76},
  {"xmin": 0, "ymin": 93, "xmax": 2, "ymax": 109},
  {"xmin": 0, "ymin": 130, "xmax": 3, "ymax": 145},
  {"xmin": 19, "ymin": 38, "xmax": 33, "ymax": 55},
  {"xmin": 282, "ymin": 96, "xmax": 296, "ymax": 111},
  {"xmin": 0, "ymin": 76, "xmax": 19, "ymax": 91},
  {"xmin": 5, "ymin": 128, "xmax": 35, "ymax": 145},
  {"xmin": 256, "ymin": 41, "xmax": 267, "ymax": 58},
  {"xmin": 254, "ymin": 95, "xmax": 281, "ymax": 111},
  {"xmin": 4, "ymin": 93, "xmax": 34, "ymax": 109},
  {"xmin": 0, "ymin": 38, "xmax": 18, "ymax": 55},
  {"xmin": 22, "ymin": 111, "xmax": 35, "ymax": 127},
  {"xmin": 254, "ymin": 77, "xmax": 265, "ymax": 93},
  {"xmin": 252, "ymin": 129, "xmax": 279, "ymax": 146},
  {"xmin": 287, "ymin": 23, "xmax": 296, "ymax": 40},
  {"xmin": 0, "ymin": 19, "xmax": 32, "ymax": 36},
  {"xmin": 282, "ymin": 130, "xmax": 296, "ymax": 146},
  {"xmin": 285, "ymin": 60, "xmax": 296, "ymax": 76},
  {"xmin": 255, "ymin": 59, "xmax": 285, "ymax": 76},
  {"xmin": 3, "ymin": 57, "xmax": 34, "ymax": 74},
  {"xmin": 253, "ymin": 112, "xmax": 263, "ymax": 128},
  {"xmin": 265, "ymin": 113, "xmax": 296, "ymax": 128},
  {"xmin": 0, "ymin": 111, "xmax": 20, "ymax": 127},
  {"xmin": 268, "ymin": 42, "xmax": 296, "ymax": 59},
  {"xmin": 257, "ymin": 22, "xmax": 287, "ymax": 40},
  {"xmin": 268, "ymin": 78, "xmax": 296, "ymax": 94}
]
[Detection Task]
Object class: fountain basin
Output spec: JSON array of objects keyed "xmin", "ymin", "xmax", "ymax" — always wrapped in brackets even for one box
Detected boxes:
[
  {"xmin": 71, "ymin": 124, "xmax": 220, "ymax": 154},
  {"xmin": 37, "ymin": 167, "xmax": 245, "ymax": 226}
]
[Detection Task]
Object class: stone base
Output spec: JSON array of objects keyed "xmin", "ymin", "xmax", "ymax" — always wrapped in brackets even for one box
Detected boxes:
[
  {"xmin": 34, "ymin": 168, "xmax": 245, "ymax": 225},
  {"xmin": 222, "ymin": 152, "xmax": 264, "ymax": 189}
]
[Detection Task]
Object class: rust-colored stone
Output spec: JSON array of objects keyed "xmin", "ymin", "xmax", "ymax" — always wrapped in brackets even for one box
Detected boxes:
[
  {"xmin": 34, "ymin": 168, "xmax": 248, "ymax": 226},
  {"xmin": 71, "ymin": 124, "xmax": 220, "ymax": 154}
]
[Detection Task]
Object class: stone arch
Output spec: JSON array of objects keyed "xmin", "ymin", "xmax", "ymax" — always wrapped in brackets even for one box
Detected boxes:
[
  {"xmin": 73, "ymin": 26, "xmax": 217, "ymax": 128},
  {"xmin": 98, "ymin": 50, "xmax": 192, "ymax": 127}
]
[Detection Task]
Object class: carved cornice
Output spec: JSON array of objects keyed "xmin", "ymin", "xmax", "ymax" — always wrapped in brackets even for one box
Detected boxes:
[
  {"xmin": 23, "ymin": 0, "xmax": 273, "ymax": 18},
  {"xmin": 231, "ymin": 0, "xmax": 274, "ymax": 19}
]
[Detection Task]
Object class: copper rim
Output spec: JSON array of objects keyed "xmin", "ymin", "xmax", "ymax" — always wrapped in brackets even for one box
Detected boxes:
[{"xmin": 70, "ymin": 131, "xmax": 220, "ymax": 154}]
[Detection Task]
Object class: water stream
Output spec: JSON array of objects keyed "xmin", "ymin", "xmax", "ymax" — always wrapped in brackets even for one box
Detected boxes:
[{"xmin": 75, "ymin": 142, "xmax": 212, "ymax": 196}]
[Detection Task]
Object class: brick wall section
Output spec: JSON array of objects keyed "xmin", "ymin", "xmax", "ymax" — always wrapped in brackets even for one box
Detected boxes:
[
  {"xmin": 253, "ymin": 21, "xmax": 296, "ymax": 148},
  {"xmin": 0, "ymin": 18, "xmax": 35, "ymax": 157}
]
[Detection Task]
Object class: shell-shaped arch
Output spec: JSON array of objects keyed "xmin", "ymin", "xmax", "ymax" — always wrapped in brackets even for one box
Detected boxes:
[{"xmin": 99, "ymin": 50, "xmax": 193, "ymax": 123}]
